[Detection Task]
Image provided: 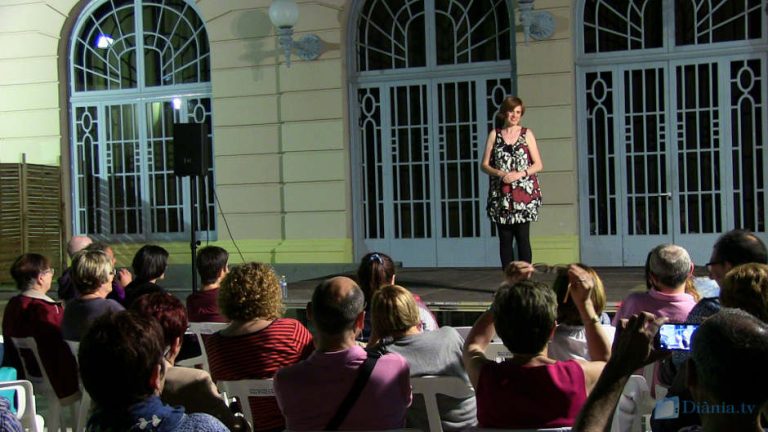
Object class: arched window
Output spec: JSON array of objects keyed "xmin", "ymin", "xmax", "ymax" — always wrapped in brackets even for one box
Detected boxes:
[
  {"xmin": 351, "ymin": 0, "xmax": 513, "ymax": 266},
  {"xmin": 577, "ymin": 0, "xmax": 766, "ymax": 265},
  {"xmin": 69, "ymin": 0, "xmax": 214, "ymax": 240}
]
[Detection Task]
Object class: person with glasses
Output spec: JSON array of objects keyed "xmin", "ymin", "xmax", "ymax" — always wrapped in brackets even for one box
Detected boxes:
[
  {"xmin": 61, "ymin": 249, "xmax": 124, "ymax": 341},
  {"xmin": 1, "ymin": 253, "xmax": 80, "ymax": 404}
]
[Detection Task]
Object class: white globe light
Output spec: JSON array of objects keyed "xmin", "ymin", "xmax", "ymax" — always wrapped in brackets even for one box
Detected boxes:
[{"xmin": 269, "ymin": 0, "xmax": 299, "ymax": 28}]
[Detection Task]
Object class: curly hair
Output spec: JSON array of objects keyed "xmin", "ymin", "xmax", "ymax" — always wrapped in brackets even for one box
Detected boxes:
[{"xmin": 219, "ymin": 262, "xmax": 283, "ymax": 321}]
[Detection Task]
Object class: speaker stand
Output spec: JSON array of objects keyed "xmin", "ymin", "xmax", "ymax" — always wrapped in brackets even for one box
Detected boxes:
[{"xmin": 189, "ymin": 175, "xmax": 201, "ymax": 293}]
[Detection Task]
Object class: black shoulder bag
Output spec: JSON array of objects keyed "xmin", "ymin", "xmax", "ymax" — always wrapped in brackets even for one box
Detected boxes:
[{"xmin": 324, "ymin": 349, "xmax": 382, "ymax": 431}]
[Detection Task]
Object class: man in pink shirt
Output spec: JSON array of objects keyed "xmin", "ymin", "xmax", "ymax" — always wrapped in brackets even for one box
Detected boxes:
[
  {"xmin": 614, "ymin": 244, "xmax": 697, "ymax": 324},
  {"xmin": 274, "ymin": 276, "xmax": 412, "ymax": 431}
]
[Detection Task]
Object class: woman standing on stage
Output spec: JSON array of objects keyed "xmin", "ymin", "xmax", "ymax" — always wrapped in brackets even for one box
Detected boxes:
[{"xmin": 481, "ymin": 96, "xmax": 543, "ymax": 268}]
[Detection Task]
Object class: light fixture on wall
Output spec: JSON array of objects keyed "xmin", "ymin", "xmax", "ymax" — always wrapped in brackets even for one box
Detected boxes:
[
  {"xmin": 268, "ymin": 0, "xmax": 323, "ymax": 67},
  {"xmin": 517, "ymin": 0, "xmax": 555, "ymax": 43}
]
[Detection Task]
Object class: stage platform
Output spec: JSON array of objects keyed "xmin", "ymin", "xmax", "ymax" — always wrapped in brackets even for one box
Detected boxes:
[{"xmin": 280, "ymin": 266, "xmax": 650, "ymax": 316}]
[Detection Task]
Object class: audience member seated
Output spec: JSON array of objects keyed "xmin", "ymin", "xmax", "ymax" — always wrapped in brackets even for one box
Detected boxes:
[
  {"xmin": 275, "ymin": 276, "xmax": 412, "ymax": 431},
  {"xmin": 576, "ymin": 309, "xmax": 768, "ymax": 432},
  {"xmin": 371, "ymin": 284, "xmax": 476, "ymax": 431},
  {"xmin": 61, "ymin": 249, "xmax": 124, "ymax": 341},
  {"xmin": 659, "ymin": 230, "xmax": 768, "ymax": 388},
  {"xmin": 124, "ymin": 245, "xmax": 168, "ymax": 307},
  {"xmin": 85, "ymin": 241, "xmax": 132, "ymax": 303},
  {"xmin": 549, "ymin": 264, "xmax": 615, "ymax": 362},
  {"xmin": 613, "ymin": 244, "xmax": 697, "ymax": 325},
  {"xmin": 357, "ymin": 251, "xmax": 438, "ymax": 343},
  {"xmin": 463, "ymin": 263, "xmax": 609, "ymax": 429},
  {"xmin": 186, "ymin": 246, "xmax": 229, "ymax": 323},
  {"xmin": 79, "ymin": 311, "xmax": 228, "ymax": 431},
  {"xmin": 1, "ymin": 254, "xmax": 79, "ymax": 404},
  {"xmin": 206, "ymin": 262, "xmax": 313, "ymax": 432},
  {"xmin": 654, "ymin": 262, "xmax": 768, "ymax": 431},
  {"xmin": 0, "ymin": 396, "xmax": 22, "ymax": 432},
  {"xmin": 57, "ymin": 235, "xmax": 92, "ymax": 301},
  {"xmin": 131, "ymin": 292, "xmax": 246, "ymax": 431}
]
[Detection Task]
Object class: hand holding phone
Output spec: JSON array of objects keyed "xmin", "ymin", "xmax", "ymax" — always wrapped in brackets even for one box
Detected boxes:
[{"xmin": 654, "ymin": 323, "xmax": 699, "ymax": 351}]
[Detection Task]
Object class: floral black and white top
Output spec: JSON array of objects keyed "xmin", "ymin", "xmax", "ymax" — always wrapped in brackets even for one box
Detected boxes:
[{"xmin": 486, "ymin": 127, "xmax": 542, "ymax": 224}]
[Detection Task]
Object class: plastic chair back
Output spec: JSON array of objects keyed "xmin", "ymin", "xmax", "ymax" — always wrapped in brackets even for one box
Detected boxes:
[
  {"xmin": 411, "ymin": 376, "xmax": 475, "ymax": 432},
  {"xmin": 611, "ymin": 374, "xmax": 654, "ymax": 432},
  {"xmin": 484, "ymin": 343, "xmax": 513, "ymax": 362},
  {"xmin": 65, "ymin": 340, "xmax": 91, "ymax": 432},
  {"xmin": 0, "ymin": 379, "xmax": 44, "ymax": 432},
  {"xmin": 217, "ymin": 379, "xmax": 274, "ymax": 428},
  {"xmin": 176, "ymin": 322, "xmax": 228, "ymax": 372},
  {"xmin": 11, "ymin": 336, "xmax": 78, "ymax": 432}
]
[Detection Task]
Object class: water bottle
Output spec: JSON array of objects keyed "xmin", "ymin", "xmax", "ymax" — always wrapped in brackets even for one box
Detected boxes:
[{"xmin": 280, "ymin": 275, "xmax": 288, "ymax": 299}]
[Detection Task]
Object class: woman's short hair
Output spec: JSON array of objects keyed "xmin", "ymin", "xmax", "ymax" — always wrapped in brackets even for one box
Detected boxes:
[
  {"xmin": 131, "ymin": 245, "xmax": 169, "ymax": 282},
  {"xmin": 79, "ymin": 311, "xmax": 164, "ymax": 410},
  {"xmin": 495, "ymin": 96, "xmax": 526, "ymax": 127},
  {"xmin": 10, "ymin": 253, "xmax": 51, "ymax": 290},
  {"xmin": 356, "ymin": 252, "xmax": 396, "ymax": 306},
  {"xmin": 219, "ymin": 262, "xmax": 282, "ymax": 321},
  {"xmin": 553, "ymin": 264, "xmax": 606, "ymax": 325},
  {"xmin": 721, "ymin": 263, "xmax": 768, "ymax": 322},
  {"xmin": 71, "ymin": 249, "xmax": 112, "ymax": 295},
  {"xmin": 371, "ymin": 285, "xmax": 421, "ymax": 339},
  {"xmin": 492, "ymin": 280, "xmax": 557, "ymax": 355},
  {"xmin": 131, "ymin": 292, "xmax": 189, "ymax": 347}
]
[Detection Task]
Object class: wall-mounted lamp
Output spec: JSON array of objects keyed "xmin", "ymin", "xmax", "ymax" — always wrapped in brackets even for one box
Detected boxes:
[
  {"xmin": 268, "ymin": 0, "xmax": 323, "ymax": 67},
  {"xmin": 518, "ymin": 0, "xmax": 555, "ymax": 43}
]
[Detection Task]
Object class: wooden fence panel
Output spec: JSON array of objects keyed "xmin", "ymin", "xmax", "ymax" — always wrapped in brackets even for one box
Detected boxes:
[{"xmin": 0, "ymin": 162, "xmax": 63, "ymax": 283}]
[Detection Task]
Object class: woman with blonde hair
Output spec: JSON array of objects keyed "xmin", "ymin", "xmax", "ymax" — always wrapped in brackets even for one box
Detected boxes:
[
  {"xmin": 205, "ymin": 262, "xmax": 313, "ymax": 432},
  {"xmin": 548, "ymin": 264, "xmax": 615, "ymax": 361},
  {"xmin": 371, "ymin": 285, "xmax": 476, "ymax": 432},
  {"xmin": 62, "ymin": 249, "xmax": 124, "ymax": 341}
]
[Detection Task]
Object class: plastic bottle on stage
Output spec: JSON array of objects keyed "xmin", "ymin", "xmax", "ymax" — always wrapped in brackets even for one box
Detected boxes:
[{"xmin": 280, "ymin": 275, "xmax": 288, "ymax": 299}]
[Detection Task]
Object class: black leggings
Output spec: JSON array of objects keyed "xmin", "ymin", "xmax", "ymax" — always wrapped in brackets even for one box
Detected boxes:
[{"xmin": 497, "ymin": 222, "xmax": 532, "ymax": 269}]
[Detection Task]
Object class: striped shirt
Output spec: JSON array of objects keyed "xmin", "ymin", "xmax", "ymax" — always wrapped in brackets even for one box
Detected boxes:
[{"xmin": 206, "ymin": 318, "xmax": 314, "ymax": 432}]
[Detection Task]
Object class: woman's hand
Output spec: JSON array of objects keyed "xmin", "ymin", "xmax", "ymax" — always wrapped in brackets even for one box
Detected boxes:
[{"xmin": 502, "ymin": 171, "xmax": 525, "ymax": 184}]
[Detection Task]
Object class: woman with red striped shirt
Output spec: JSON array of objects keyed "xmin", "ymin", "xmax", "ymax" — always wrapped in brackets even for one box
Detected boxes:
[{"xmin": 206, "ymin": 262, "xmax": 314, "ymax": 432}]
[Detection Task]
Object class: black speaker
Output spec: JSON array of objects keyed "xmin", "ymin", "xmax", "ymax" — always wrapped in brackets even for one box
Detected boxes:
[{"xmin": 173, "ymin": 123, "xmax": 210, "ymax": 177}]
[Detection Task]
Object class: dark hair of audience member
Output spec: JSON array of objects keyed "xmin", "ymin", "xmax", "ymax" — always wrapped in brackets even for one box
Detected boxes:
[
  {"xmin": 553, "ymin": 264, "xmax": 606, "ymax": 325},
  {"xmin": 218, "ymin": 262, "xmax": 283, "ymax": 321},
  {"xmin": 131, "ymin": 245, "xmax": 169, "ymax": 283},
  {"xmin": 71, "ymin": 249, "xmax": 112, "ymax": 295},
  {"xmin": 10, "ymin": 253, "xmax": 52, "ymax": 290},
  {"xmin": 492, "ymin": 280, "xmax": 556, "ymax": 354},
  {"xmin": 356, "ymin": 252, "xmax": 395, "ymax": 306},
  {"xmin": 78, "ymin": 311, "xmax": 164, "ymax": 410},
  {"xmin": 713, "ymin": 229, "xmax": 768, "ymax": 266},
  {"xmin": 311, "ymin": 279, "xmax": 365, "ymax": 335},
  {"xmin": 691, "ymin": 308, "xmax": 768, "ymax": 406},
  {"xmin": 131, "ymin": 292, "xmax": 188, "ymax": 348},
  {"xmin": 85, "ymin": 241, "xmax": 111, "ymax": 254},
  {"xmin": 196, "ymin": 246, "xmax": 229, "ymax": 285},
  {"xmin": 720, "ymin": 263, "xmax": 768, "ymax": 322}
]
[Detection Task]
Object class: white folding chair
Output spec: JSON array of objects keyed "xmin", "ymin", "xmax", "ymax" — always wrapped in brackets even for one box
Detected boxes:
[
  {"xmin": 176, "ymin": 322, "xmax": 228, "ymax": 372},
  {"xmin": 11, "ymin": 337, "xmax": 78, "ymax": 432},
  {"xmin": 217, "ymin": 379, "xmax": 274, "ymax": 428},
  {"xmin": 484, "ymin": 343, "xmax": 513, "ymax": 362},
  {"xmin": 65, "ymin": 340, "xmax": 91, "ymax": 432},
  {"xmin": 0, "ymin": 379, "xmax": 44, "ymax": 432},
  {"xmin": 411, "ymin": 376, "xmax": 475, "ymax": 432},
  {"xmin": 452, "ymin": 326, "xmax": 472, "ymax": 340}
]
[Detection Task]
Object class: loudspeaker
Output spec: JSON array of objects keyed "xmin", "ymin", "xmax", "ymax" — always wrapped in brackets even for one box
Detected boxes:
[{"xmin": 173, "ymin": 123, "xmax": 210, "ymax": 177}]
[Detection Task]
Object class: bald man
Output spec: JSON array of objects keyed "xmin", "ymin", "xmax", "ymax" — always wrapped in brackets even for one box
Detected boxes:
[
  {"xmin": 57, "ymin": 235, "xmax": 93, "ymax": 301},
  {"xmin": 274, "ymin": 277, "xmax": 412, "ymax": 431}
]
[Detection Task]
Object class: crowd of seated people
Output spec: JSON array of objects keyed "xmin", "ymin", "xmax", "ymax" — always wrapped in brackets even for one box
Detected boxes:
[{"xmin": 3, "ymin": 231, "xmax": 768, "ymax": 432}]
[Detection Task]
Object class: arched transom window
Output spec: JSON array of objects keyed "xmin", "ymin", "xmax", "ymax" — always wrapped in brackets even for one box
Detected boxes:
[{"xmin": 70, "ymin": 0, "xmax": 214, "ymax": 241}]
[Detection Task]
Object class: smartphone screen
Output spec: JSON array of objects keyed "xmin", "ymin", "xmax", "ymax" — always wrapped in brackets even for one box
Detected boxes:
[{"xmin": 656, "ymin": 323, "xmax": 699, "ymax": 351}]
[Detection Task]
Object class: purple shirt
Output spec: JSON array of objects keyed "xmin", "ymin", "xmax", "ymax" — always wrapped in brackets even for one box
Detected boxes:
[
  {"xmin": 274, "ymin": 345, "xmax": 412, "ymax": 431},
  {"xmin": 613, "ymin": 289, "xmax": 696, "ymax": 325}
]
